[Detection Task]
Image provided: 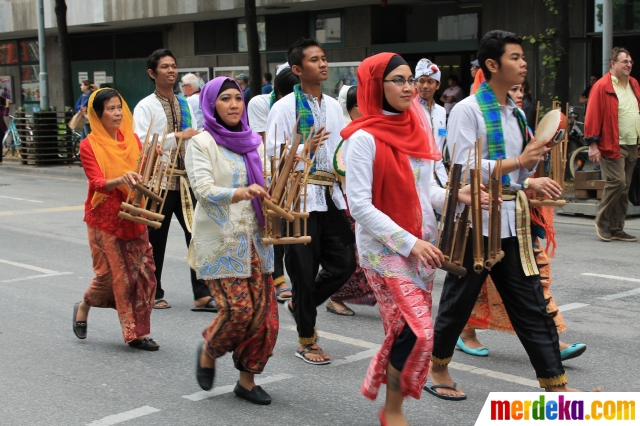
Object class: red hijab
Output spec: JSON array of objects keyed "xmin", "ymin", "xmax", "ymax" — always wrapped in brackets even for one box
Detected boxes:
[{"xmin": 341, "ymin": 52, "xmax": 441, "ymax": 239}]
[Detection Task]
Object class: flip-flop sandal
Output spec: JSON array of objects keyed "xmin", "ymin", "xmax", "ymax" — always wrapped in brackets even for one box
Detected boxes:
[
  {"xmin": 295, "ymin": 346, "xmax": 331, "ymax": 365},
  {"xmin": 191, "ymin": 298, "xmax": 218, "ymax": 312},
  {"xmin": 153, "ymin": 299, "xmax": 171, "ymax": 309},
  {"xmin": 275, "ymin": 286, "xmax": 292, "ymax": 302},
  {"xmin": 72, "ymin": 302, "xmax": 87, "ymax": 339},
  {"xmin": 424, "ymin": 380, "xmax": 467, "ymax": 401}
]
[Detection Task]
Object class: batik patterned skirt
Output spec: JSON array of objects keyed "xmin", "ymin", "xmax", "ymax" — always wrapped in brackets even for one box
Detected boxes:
[
  {"xmin": 361, "ymin": 268, "xmax": 434, "ymax": 401},
  {"xmin": 84, "ymin": 225, "xmax": 157, "ymax": 343},
  {"xmin": 465, "ymin": 240, "xmax": 566, "ymax": 334},
  {"xmin": 203, "ymin": 247, "xmax": 279, "ymax": 374}
]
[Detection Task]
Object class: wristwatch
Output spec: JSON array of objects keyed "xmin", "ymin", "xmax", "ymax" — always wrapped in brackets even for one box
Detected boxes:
[{"xmin": 521, "ymin": 178, "xmax": 530, "ymax": 190}]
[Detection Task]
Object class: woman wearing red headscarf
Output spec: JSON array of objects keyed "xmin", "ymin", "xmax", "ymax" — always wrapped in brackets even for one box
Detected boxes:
[{"xmin": 341, "ymin": 53, "xmax": 479, "ymax": 425}]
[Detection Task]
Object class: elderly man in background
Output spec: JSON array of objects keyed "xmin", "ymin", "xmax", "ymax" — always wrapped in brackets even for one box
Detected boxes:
[
  {"xmin": 585, "ymin": 47, "xmax": 640, "ymax": 243},
  {"xmin": 181, "ymin": 73, "xmax": 204, "ymax": 129}
]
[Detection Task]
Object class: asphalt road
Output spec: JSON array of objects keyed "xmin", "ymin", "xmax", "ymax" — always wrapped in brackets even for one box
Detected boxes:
[{"xmin": 1, "ymin": 167, "xmax": 639, "ymax": 426}]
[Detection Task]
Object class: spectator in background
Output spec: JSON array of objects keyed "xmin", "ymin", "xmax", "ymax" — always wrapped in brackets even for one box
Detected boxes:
[
  {"xmin": 261, "ymin": 72, "xmax": 273, "ymax": 94},
  {"xmin": 470, "ymin": 60, "xmax": 480, "ymax": 93},
  {"xmin": 580, "ymin": 74, "xmax": 599, "ymax": 112},
  {"xmin": 440, "ymin": 75, "xmax": 464, "ymax": 118},
  {"xmin": 75, "ymin": 79, "xmax": 95, "ymax": 139},
  {"xmin": 521, "ymin": 79, "xmax": 536, "ymax": 130},
  {"xmin": 236, "ymin": 74, "xmax": 251, "ymax": 106},
  {"xmin": 182, "ymin": 73, "xmax": 204, "ymax": 129},
  {"xmin": 0, "ymin": 95, "xmax": 8, "ymax": 164},
  {"xmin": 585, "ymin": 47, "xmax": 639, "ymax": 243}
]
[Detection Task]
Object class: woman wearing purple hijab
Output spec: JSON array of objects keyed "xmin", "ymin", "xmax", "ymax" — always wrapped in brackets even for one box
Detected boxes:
[{"xmin": 186, "ymin": 77, "xmax": 277, "ymax": 405}]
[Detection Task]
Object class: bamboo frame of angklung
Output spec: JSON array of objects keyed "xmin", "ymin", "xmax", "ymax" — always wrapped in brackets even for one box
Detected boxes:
[
  {"xmin": 435, "ymin": 142, "xmax": 467, "ymax": 277},
  {"xmin": 261, "ymin": 117, "xmax": 316, "ymax": 245},
  {"xmin": 485, "ymin": 158, "xmax": 505, "ymax": 270},
  {"xmin": 470, "ymin": 137, "xmax": 484, "ymax": 273},
  {"xmin": 118, "ymin": 124, "xmax": 183, "ymax": 229}
]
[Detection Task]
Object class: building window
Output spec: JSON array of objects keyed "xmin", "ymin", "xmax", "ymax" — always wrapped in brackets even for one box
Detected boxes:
[
  {"xmin": 315, "ymin": 13, "xmax": 342, "ymax": 44},
  {"xmin": 19, "ymin": 40, "xmax": 39, "ymax": 62},
  {"xmin": 0, "ymin": 41, "xmax": 19, "ymax": 64},
  {"xmin": 266, "ymin": 13, "xmax": 308, "ymax": 50},
  {"xmin": 237, "ymin": 17, "xmax": 266, "ymax": 52},
  {"xmin": 593, "ymin": 0, "xmax": 640, "ymax": 32},
  {"xmin": 195, "ymin": 19, "xmax": 236, "ymax": 54},
  {"xmin": 438, "ymin": 14, "xmax": 478, "ymax": 41}
]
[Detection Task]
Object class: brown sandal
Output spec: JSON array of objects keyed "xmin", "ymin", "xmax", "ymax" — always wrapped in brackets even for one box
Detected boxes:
[{"xmin": 295, "ymin": 345, "xmax": 331, "ymax": 365}]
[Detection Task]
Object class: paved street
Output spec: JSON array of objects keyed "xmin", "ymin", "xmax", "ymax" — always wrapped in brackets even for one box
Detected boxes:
[{"xmin": 1, "ymin": 167, "xmax": 639, "ymax": 426}]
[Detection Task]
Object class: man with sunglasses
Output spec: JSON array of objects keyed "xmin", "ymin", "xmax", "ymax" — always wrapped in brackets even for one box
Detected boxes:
[{"xmin": 585, "ymin": 47, "xmax": 640, "ymax": 242}]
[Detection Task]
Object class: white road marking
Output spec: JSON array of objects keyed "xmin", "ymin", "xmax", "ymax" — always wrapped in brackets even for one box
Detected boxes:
[
  {"xmin": 0, "ymin": 195, "xmax": 44, "ymax": 203},
  {"xmin": 583, "ymin": 273, "xmax": 640, "ymax": 300},
  {"xmin": 449, "ymin": 362, "xmax": 539, "ymax": 388},
  {"xmin": 182, "ymin": 374, "xmax": 293, "ymax": 402},
  {"xmin": 86, "ymin": 406, "xmax": 160, "ymax": 426},
  {"xmin": 285, "ymin": 327, "xmax": 541, "ymax": 388},
  {"xmin": 599, "ymin": 287, "xmax": 640, "ymax": 301},
  {"xmin": 557, "ymin": 303, "xmax": 590, "ymax": 312},
  {"xmin": 583, "ymin": 273, "xmax": 640, "ymax": 284},
  {"xmin": 1, "ymin": 272, "xmax": 73, "ymax": 283},
  {"xmin": 284, "ymin": 325, "xmax": 380, "ymax": 349},
  {"xmin": 0, "ymin": 258, "xmax": 58, "ymax": 274}
]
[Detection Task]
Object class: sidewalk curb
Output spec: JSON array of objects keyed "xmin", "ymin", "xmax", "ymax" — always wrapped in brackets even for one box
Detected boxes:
[{"xmin": 1, "ymin": 160, "xmax": 86, "ymax": 180}]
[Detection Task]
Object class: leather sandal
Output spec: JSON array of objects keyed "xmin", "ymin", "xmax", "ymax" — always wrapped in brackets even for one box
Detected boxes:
[
  {"xmin": 191, "ymin": 298, "xmax": 218, "ymax": 312},
  {"xmin": 326, "ymin": 299, "xmax": 355, "ymax": 316},
  {"xmin": 295, "ymin": 345, "xmax": 331, "ymax": 365}
]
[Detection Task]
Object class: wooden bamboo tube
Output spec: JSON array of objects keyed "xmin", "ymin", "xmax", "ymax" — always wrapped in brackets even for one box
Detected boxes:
[
  {"xmin": 440, "ymin": 163, "xmax": 462, "ymax": 259},
  {"xmin": 272, "ymin": 135, "xmax": 301, "ymax": 204},
  {"xmin": 451, "ymin": 206, "xmax": 470, "ymax": 266},
  {"xmin": 440, "ymin": 260, "xmax": 467, "ymax": 277}
]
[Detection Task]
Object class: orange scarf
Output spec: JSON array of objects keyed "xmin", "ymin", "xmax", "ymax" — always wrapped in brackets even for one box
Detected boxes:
[{"xmin": 86, "ymin": 89, "xmax": 140, "ymax": 207}]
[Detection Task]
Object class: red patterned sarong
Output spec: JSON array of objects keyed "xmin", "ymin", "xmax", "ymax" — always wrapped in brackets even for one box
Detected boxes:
[
  {"xmin": 361, "ymin": 268, "xmax": 433, "ymax": 400},
  {"xmin": 203, "ymin": 248, "xmax": 279, "ymax": 374},
  {"xmin": 84, "ymin": 225, "xmax": 156, "ymax": 343}
]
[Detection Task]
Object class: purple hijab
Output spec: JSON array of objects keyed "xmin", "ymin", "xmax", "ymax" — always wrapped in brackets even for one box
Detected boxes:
[{"xmin": 201, "ymin": 77, "xmax": 265, "ymax": 226}]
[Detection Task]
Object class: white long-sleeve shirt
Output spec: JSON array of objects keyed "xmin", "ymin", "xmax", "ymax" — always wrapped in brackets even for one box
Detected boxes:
[
  {"xmin": 345, "ymin": 129, "xmax": 445, "ymax": 289},
  {"xmin": 265, "ymin": 91, "xmax": 347, "ymax": 212},
  {"xmin": 446, "ymin": 94, "xmax": 536, "ymax": 238}
]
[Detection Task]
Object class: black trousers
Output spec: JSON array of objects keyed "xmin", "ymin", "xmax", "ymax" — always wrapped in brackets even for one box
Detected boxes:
[
  {"xmin": 147, "ymin": 189, "xmax": 210, "ymax": 301},
  {"xmin": 272, "ymin": 238, "xmax": 285, "ymax": 283},
  {"xmin": 285, "ymin": 196, "xmax": 356, "ymax": 344},
  {"xmin": 433, "ymin": 236, "xmax": 565, "ymax": 383}
]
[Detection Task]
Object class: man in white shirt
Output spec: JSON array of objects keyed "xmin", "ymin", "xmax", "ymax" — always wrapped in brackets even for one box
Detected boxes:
[
  {"xmin": 415, "ymin": 58, "xmax": 448, "ymax": 187},
  {"xmin": 181, "ymin": 73, "xmax": 204, "ymax": 129},
  {"xmin": 428, "ymin": 31, "xmax": 585, "ymax": 398},
  {"xmin": 440, "ymin": 74, "xmax": 465, "ymax": 117},
  {"xmin": 133, "ymin": 49, "xmax": 215, "ymax": 313},
  {"xmin": 266, "ymin": 39, "xmax": 356, "ymax": 365}
]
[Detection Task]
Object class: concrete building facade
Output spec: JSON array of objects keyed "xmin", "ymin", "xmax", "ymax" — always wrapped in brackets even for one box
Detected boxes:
[{"xmin": 0, "ymin": 0, "xmax": 638, "ymax": 116}]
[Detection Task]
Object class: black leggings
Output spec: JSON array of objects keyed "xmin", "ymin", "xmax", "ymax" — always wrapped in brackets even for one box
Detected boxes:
[{"xmin": 390, "ymin": 323, "xmax": 417, "ymax": 371}]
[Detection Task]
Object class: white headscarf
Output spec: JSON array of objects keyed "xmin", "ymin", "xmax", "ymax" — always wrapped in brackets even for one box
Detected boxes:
[
  {"xmin": 276, "ymin": 62, "xmax": 290, "ymax": 76},
  {"xmin": 338, "ymin": 85, "xmax": 352, "ymax": 125},
  {"xmin": 415, "ymin": 58, "xmax": 441, "ymax": 82}
]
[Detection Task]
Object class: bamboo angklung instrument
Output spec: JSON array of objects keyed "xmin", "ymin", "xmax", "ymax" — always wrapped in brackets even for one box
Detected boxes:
[
  {"xmin": 261, "ymin": 118, "xmax": 314, "ymax": 246},
  {"xmin": 436, "ymin": 144, "xmax": 467, "ymax": 277},
  {"xmin": 451, "ymin": 149, "xmax": 472, "ymax": 267},
  {"xmin": 119, "ymin": 130, "xmax": 182, "ymax": 228},
  {"xmin": 469, "ymin": 137, "xmax": 484, "ymax": 273},
  {"xmin": 484, "ymin": 158, "xmax": 505, "ymax": 270}
]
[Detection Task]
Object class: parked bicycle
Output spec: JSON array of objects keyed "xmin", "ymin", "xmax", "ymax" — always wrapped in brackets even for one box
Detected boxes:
[
  {"xmin": 565, "ymin": 106, "xmax": 599, "ymax": 179},
  {"xmin": 2, "ymin": 115, "xmax": 25, "ymax": 158}
]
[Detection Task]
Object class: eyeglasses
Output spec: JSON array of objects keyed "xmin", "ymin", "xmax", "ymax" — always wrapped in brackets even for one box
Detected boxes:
[
  {"xmin": 618, "ymin": 60, "xmax": 634, "ymax": 65},
  {"xmin": 383, "ymin": 77, "xmax": 417, "ymax": 86}
]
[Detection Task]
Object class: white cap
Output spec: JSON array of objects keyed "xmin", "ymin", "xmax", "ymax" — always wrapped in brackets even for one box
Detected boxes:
[
  {"xmin": 276, "ymin": 62, "xmax": 290, "ymax": 76},
  {"xmin": 338, "ymin": 85, "xmax": 352, "ymax": 125},
  {"xmin": 415, "ymin": 58, "xmax": 441, "ymax": 82}
]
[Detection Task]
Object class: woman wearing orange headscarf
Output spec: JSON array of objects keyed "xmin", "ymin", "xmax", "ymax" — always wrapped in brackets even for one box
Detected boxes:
[
  {"xmin": 341, "ymin": 53, "xmax": 479, "ymax": 425},
  {"xmin": 72, "ymin": 88, "xmax": 159, "ymax": 351}
]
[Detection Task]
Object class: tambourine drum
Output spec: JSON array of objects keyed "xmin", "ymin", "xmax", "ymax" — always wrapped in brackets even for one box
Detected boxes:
[
  {"xmin": 333, "ymin": 139, "xmax": 346, "ymax": 177},
  {"xmin": 536, "ymin": 109, "xmax": 567, "ymax": 146}
]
